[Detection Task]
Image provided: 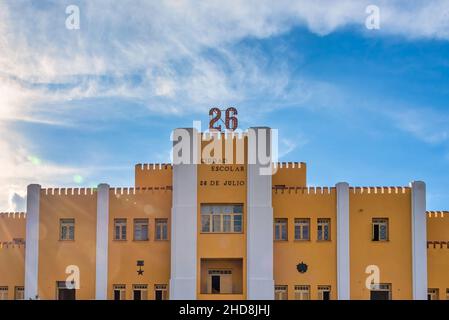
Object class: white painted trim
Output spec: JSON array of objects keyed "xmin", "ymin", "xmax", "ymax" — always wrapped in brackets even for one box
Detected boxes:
[
  {"xmin": 336, "ymin": 182, "xmax": 350, "ymax": 300},
  {"xmin": 95, "ymin": 183, "xmax": 110, "ymax": 300},
  {"xmin": 25, "ymin": 184, "xmax": 41, "ymax": 300},
  {"xmin": 247, "ymin": 127, "xmax": 274, "ymax": 300},
  {"xmin": 170, "ymin": 128, "xmax": 198, "ymax": 300},
  {"xmin": 410, "ymin": 181, "xmax": 427, "ymax": 300}
]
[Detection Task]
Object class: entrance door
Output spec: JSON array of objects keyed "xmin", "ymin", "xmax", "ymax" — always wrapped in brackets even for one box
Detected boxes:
[
  {"xmin": 208, "ymin": 270, "xmax": 233, "ymax": 294},
  {"xmin": 133, "ymin": 290, "xmax": 142, "ymax": 300},
  {"xmin": 211, "ymin": 275, "xmax": 220, "ymax": 294},
  {"xmin": 370, "ymin": 291, "xmax": 389, "ymax": 300},
  {"xmin": 56, "ymin": 281, "xmax": 76, "ymax": 300},
  {"xmin": 58, "ymin": 288, "xmax": 75, "ymax": 300}
]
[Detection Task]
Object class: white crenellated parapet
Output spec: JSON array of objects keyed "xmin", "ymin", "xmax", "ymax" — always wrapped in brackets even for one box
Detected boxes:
[
  {"xmin": 247, "ymin": 127, "xmax": 274, "ymax": 300},
  {"xmin": 336, "ymin": 182, "xmax": 350, "ymax": 300},
  {"xmin": 25, "ymin": 184, "xmax": 41, "ymax": 300},
  {"xmin": 410, "ymin": 181, "xmax": 428, "ymax": 300},
  {"xmin": 95, "ymin": 183, "xmax": 110, "ymax": 300},
  {"xmin": 170, "ymin": 128, "xmax": 198, "ymax": 300}
]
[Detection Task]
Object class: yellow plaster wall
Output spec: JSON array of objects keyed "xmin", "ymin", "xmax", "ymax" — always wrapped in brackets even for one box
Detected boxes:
[
  {"xmin": 273, "ymin": 188, "xmax": 337, "ymax": 300},
  {"xmin": 272, "ymin": 163, "xmax": 307, "ymax": 187},
  {"xmin": 107, "ymin": 188, "xmax": 171, "ymax": 300},
  {"xmin": 427, "ymin": 211, "xmax": 449, "ymax": 299},
  {"xmin": 349, "ymin": 187, "xmax": 413, "ymax": 300},
  {"xmin": 197, "ymin": 134, "xmax": 248, "ymax": 300},
  {"xmin": 135, "ymin": 164, "xmax": 172, "ymax": 188},
  {"xmin": 0, "ymin": 213, "xmax": 26, "ymax": 299},
  {"xmin": 38, "ymin": 188, "xmax": 97, "ymax": 300}
]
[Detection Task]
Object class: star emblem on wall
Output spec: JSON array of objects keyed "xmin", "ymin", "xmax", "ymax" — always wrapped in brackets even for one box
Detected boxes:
[{"xmin": 137, "ymin": 260, "xmax": 144, "ymax": 275}]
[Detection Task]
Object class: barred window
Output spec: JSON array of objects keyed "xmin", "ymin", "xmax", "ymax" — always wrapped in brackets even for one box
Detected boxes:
[
  {"xmin": 274, "ymin": 218, "xmax": 288, "ymax": 241},
  {"xmin": 318, "ymin": 285, "xmax": 331, "ymax": 300},
  {"xmin": 317, "ymin": 218, "xmax": 330, "ymax": 241},
  {"xmin": 0, "ymin": 287, "xmax": 8, "ymax": 300},
  {"xmin": 114, "ymin": 219, "xmax": 127, "ymax": 240},
  {"xmin": 208, "ymin": 270, "xmax": 232, "ymax": 275},
  {"xmin": 372, "ymin": 218, "xmax": 388, "ymax": 241},
  {"xmin": 13, "ymin": 238, "xmax": 25, "ymax": 245},
  {"xmin": 294, "ymin": 285, "xmax": 310, "ymax": 300},
  {"xmin": 113, "ymin": 284, "xmax": 126, "ymax": 300},
  {"xmin": 14, "ymin": 286, "xmax": 24, "ymax": 300},
  {"xmin": 155, "ymin": 284, "xmax": 168, "ymax": 300},
  {"xmin": 428, "ymin": 288, "xmax": 439, "ymax": 300},
  {"xmin": 132, "ymin": 284, "xmax": 148, "ymax": 300},
  {"xmin": 275, "ymin": 285, "xmax": 288, "ymax": 300},
  {"xmin": 201, "ymin": 204, "xmax": 243, "ymax": 233},
  {"xmin": 155, "ymin": 219, "xmax": 168, "ymax": 240},
  {"xmin": 294, "ymin": 218, "xmax": 310, "ymax": 240},
  {"xmin": 370, "ymin": 283, "xmax": 392, "ymax": 300},
  {"xmin": 60, "ymin": 218, "xmax": 75, "ymax": 240},
  {"xmin": 134, "ymin": 219, "xmax": 149, "ymax": 241}
]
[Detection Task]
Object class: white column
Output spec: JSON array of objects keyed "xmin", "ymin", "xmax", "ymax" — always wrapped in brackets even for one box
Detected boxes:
[
  {"xmin": 247, "ymin": 127, "xmax": 274, "ymax": 300},
  {"xmin": 170, "ymin": 128, "xmax": 198, "ymax": 299},
  {"xmin": 336, "ymin": 182, "xmax": 350, "ymax": 300},
  {"xmin": 410, "ymin": 181, "xmax": 427, "ymax": 300},
  {"xmin": 25, "ymin": 184, "xmax": 41, "ymax": 300},
  {"xmin": 95, "ymin": 183, "xmax": 110, "ymax": 300}
]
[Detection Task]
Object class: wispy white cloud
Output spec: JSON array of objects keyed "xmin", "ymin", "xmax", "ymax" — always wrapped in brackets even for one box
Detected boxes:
[
  {"xmin": 279, "ymin": 135, "xmax": 309, "ymax": 159},
  {"xmin": 387, "ymin": 108, "xmax": 449, "ymax": 144},
  {"xmin": 2, "ymin": 1, "xmax": 449, "ymax": 120}
]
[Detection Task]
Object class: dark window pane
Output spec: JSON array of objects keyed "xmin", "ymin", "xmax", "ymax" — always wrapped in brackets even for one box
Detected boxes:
[{"xmin": 373, "ymin": 225, "xmax": 379, "ymax": 241}]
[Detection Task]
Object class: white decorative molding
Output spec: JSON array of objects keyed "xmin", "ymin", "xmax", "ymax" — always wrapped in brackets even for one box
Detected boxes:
[
  {"xmin": 170, "ymin": 128, "xmax": 198, "ymax": 299},
  {"xmin": 336, "ymin": 182, "xmax": 350, "ymax": 300},
  {"xmin": 410, "ymin": 181, "xmax": 427, "ymax": 300},
  {"xmin": 247, "ymin": 127, "xmax": 274, "ymax": 300},
  {"xmin": 95, "ymin": 183, "xmax": 110, "ymax": 300},
  {"xmin": 24, "ymin": 184, "xmax": 41, "ymax": 300}
]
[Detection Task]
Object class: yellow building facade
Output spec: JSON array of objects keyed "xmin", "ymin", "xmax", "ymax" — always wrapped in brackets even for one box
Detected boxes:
[{"xmin": 0, "ymin": 127, "xmax": 448, "ymax": 300}]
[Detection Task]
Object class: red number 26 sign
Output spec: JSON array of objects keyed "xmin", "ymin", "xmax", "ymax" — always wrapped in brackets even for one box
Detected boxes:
[{"xmin": 209, "ymin": 107, "xmax": 238, "ymax": 131}]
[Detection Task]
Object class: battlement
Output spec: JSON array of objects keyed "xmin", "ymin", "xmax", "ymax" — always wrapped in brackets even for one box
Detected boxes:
[
  {"xmin": 111, "ymin": 186, "xmax": 173, "ymax": 196},
  {"xmin": 349, "ymin": 186, "xmax": 410, "ymax": 194},
  {"xmin": 135, "ymin": 163, "xmax": 173, "ymax": 188},
  {"xmin": 135, "ymin": 163, "xmax": 173, "ymax": 170},
  {"xmin": 274, "ymin": 162, "xmax": 306, "ymax": 169},
  {"xmin": 427, "ymin": 241, "xmax": 449, "ymax": 249},
  {"xmin": 273, "ymin": 186, "xmax": 334, "ymax": 195},
  {"xmin": 201, "ymin": 131, "xmax": 246, "ymax": 140},
  {"xmin": 427, "ymin": 211, "xmax": 449, "ymax": 218},
  {"xmin": 0, "ymin": 213, "xmax": 25, "ymax": 249},
  {"xmin": 0, "ymin": 212, "xmax": 26, "ymax": 219},
  {"xmin": 0, "ymin": 239, "xmax": 25, "ymax": 249},
  {"xmin": 41, "ymin": 188, "xmax": 97, "ymax": 196},
  {"xmin": 272, "ymin": 162, "xmax": 307, "ymax": 187}
]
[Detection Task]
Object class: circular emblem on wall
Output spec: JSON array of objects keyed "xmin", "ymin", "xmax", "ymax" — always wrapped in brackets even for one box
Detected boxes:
[{"xmin": 296, "ymin": 261, "xmax": 308, "ymax": 273}]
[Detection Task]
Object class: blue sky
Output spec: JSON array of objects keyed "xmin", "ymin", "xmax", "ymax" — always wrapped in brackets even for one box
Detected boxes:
[{"xmin": 0, "ymin": 1, "xmax": 449, "ymax": 211}]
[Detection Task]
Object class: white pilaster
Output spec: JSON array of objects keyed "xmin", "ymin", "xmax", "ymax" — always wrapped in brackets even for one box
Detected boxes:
[
  {"xmin": 410, "ymin": 181, "xmax": 427, "ymax": 300},
  {"xmin": 247, "ymin": 127, "xmax": 274, "ymax": 300},
  {"xmin": 95, "ymin": 183, "xmax": 110, "ymax": 300},
  {"xmin": 25, "ymin": 184, "xmax": 41, "ymax": 300},
  {"xmin": 170, "ymin": 128, "xmax": 198, "ymax": 300},
  {"xmin": 336, "ymin": 182, "xmax": 350, "ymax": 300}
]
